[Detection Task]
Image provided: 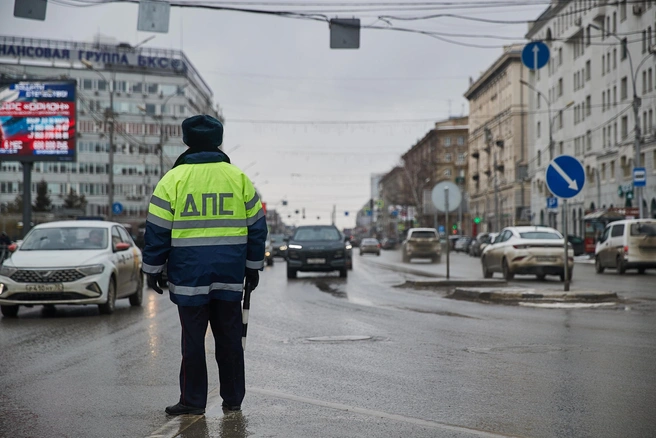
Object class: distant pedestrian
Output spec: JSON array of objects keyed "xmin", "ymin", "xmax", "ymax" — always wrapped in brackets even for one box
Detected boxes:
[{"xmin": 142, "ymin": 115, "xmax": 267, "ymax": 415}]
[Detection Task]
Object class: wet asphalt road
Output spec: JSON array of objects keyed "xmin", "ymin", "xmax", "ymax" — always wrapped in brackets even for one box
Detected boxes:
[{"xmin": 1, "ymin": 252, "xmax": 655, "ymax": 438}]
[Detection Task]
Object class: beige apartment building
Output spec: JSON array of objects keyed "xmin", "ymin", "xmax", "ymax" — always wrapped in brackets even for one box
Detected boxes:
[{"xmin": 464, "ymin": 45, "xmax": 531, "ymax": 234}]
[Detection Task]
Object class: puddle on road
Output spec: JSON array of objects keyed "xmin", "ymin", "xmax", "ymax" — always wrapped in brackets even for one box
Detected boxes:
[{"xmin": 313, "ymin": 279, "xmax": 347, "ymax": 298}]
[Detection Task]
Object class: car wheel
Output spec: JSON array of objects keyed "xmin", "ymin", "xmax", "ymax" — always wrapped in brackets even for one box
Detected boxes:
[
  {"xmin": 98, "ymin": 277, "xmax": 117, "ymax": 315},
  {"xmin": 536, "ymin": 274, "xmax": 546, "ymax": 281},
  {"xmin": 339, "ymin": 268, "xmax": 347, "ymax": 278},
  {"xmin": 616, "ymin": 256, "xmax": 626, "ymax": 275},
  {"xmin": 286, "ymin": 268, "xmax": 297, "ymax": 279},
  {"xmin": 502, "ymin": 258, "xmax": 514, "ymax": 281},
  {"xmin": 481, "ymin": 258, "xmax": 493, "ymax": 278},
  {"xmin": 1, "ymin": 305, "xmax": 19, "ymax": 318},
  {"xmin": 595, "ymin": 256, "xmax": 604, "ymax": 274},
  {"xmin": 129, "ymin": 273, "xmax": 144, "ymax": 307}
]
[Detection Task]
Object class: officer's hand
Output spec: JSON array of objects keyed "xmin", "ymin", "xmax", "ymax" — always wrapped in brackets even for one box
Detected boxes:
[
  {"xmin": 146, "ymin": 273, "xmax": 164, "ymax": 294},
  {"xmin": 245, "ymin": 268, "xmax": 259, "ymax": 291}
]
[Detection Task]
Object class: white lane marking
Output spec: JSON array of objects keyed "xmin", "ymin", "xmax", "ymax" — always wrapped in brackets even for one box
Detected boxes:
[
  {"xmin": 518, "ymin": 302, "xmax": 616, "ymax": 308},
  {"xmin": 249, "ymin": 387, "xmax": 524, "ymax": 438}
]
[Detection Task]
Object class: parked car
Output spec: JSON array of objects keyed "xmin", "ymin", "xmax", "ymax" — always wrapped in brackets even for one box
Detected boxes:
[
  {"xmin": 286, "ymin": 225, "xmax": 348, "ymax": 279},
  {"xmin": 448, "ymin": 235, "xmax": 460, "ymax": 250},
  {"xmin": 594, "ymin": 219, "xmax": 656, "ymax": 274},
  {"xmin": 481, "ymin": 226, "xmax": 573, "ymax": 281},
  {"xmin": 380, "ymin": 237, "xmax": 398, "ymax": 250},
  {"xmin": 402, "ymin": 228, "xmax": 441, "ymax": 263},
  {"xmin": 269, "ymin": 233, "xmax": 288, "ymax": 259},
  {"xmin": 0, "ymin": 221, "xmax": 143, "ymax": 317},
  {"xmin": 454, "ymin": 236, "xmax": 473, "ymax": 253},
  {"xmin": 360, "ymin": 238, "xmax": 381, "ymax": 256},
  {"xmin": 469, "ymin": 233, "xmax": 491, "ymax": 257},
  {"xmin": 479, "ymin": 232, "xmax": 499, "ymax": 255},
  {"xmin": 567, "ymin": 235, "xmax": 585, "ymax": 256}
]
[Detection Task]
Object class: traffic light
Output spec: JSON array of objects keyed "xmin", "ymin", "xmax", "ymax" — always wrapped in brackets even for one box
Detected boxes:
[
  {"xmin": 452, "ymin": 224, "xmax": 457, "ymax": 230},
  {"xmin": 474, "ymin": 216, "xmax": 481, "ymax": 224}
]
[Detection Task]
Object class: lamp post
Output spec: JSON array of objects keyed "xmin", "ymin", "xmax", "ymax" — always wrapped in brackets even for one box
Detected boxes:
[
  {"xmin": 589, "ymin": 23, "xmax": 655, "ymax": 218},
  {"xmin": 81, "ymin": 59, "xmax": 115, "ymax": 220}
]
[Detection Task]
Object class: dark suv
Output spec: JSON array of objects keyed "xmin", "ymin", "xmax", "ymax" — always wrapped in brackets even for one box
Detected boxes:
[{"xmin": 286, "ymin": 225, "xmax": 349, "ymax": 279}]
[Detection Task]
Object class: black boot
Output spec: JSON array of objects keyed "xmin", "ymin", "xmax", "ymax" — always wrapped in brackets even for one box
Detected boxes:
[
  {"xmin": 165, "ymin": 402, "xmax": 205, "ymax": 415},
  {"xmin": 221, "ymin": 402, "xmax": 241, "ymax": 412}
]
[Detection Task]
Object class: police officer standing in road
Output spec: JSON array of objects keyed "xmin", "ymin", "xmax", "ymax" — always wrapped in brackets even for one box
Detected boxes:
[{"xmin": 142, "ymin": 114, "xmax": 267, "ymax": 416}]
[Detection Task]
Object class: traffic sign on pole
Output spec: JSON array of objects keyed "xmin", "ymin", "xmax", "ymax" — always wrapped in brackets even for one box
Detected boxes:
[
  {"xmin": 112, "ymin": 202, "xmax": 123, "ymax": 215},
  {"xmin": 521, "ymin": 41, "xmax": 550, "ymax": 70},
  {"xmin": 633, "ymin": 167, "xmax": 646, "ymax": 187},
  {"xmin": 545, "ymin": 155, "xmax": 585, "ymax": 199},
  {"xmin": 431, "ymin": 181, "xmax": 462, "ymax": 213},
  {"xmin": 546, "ymin": 197, "xmax": 558, "ymax": 209}
]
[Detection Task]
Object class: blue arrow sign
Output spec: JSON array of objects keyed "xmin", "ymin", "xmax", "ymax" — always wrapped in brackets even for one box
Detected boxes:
[
  {"xmin": 522, "ymin": 41, "xmax": 550, "ymax": 70},
  {"xmin": 112, "ymin": 202, "xmax": 124, "ymax": 215},
  {"xmin": 546, "ymin": 155, "xmax": 585, "ymax": 199},
  {"xmin": 633, "ymin": 167, "xmax": 646, "ymax": 187},
  {"xmin": 546, "ymin": 197, "xmax": 558, "ymax": 209}
]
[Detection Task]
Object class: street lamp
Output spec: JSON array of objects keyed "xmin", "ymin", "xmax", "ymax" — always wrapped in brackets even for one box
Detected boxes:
[
  {"xmin": 138, "ymin": 84, "xmax": 187, "ymax": 178},
  {"xmin": 589, "ymin": 22, "xmax": 655, "ymax": 218},
  {"xmin": 81, "ymin": 59, "xmax": 115, "ymax": 220}
]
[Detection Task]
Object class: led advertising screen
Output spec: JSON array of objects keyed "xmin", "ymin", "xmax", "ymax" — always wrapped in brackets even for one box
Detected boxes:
[{"xmin": 0, "ymin": 79, "xmax": 76, "ymax": 162}]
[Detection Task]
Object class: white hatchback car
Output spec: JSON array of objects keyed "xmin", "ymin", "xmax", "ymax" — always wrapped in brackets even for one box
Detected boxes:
[
  {"xmin": 0, "ymin": 221, "xmax": 143, "ymax": 317},
  {"xmin": 481, "ymin": 226, "xmax": 573, "ymax": 281}
]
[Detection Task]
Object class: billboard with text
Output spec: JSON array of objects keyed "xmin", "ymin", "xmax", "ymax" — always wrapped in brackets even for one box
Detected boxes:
[{"xmin": 0, "ymin": 79, "xmax": 76, "ymax": 162}]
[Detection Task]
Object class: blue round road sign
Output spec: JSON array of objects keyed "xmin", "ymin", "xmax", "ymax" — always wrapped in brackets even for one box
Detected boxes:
[
  {"xmin": 546, "ymin": 155, "xmax": 585, "ymax": 199},
  {"xmin": 522, "ymin": 41, "xmax": 550, "ymax": 70},
  {"xmin": 112, "ymin": 202, "xmax": 124, "ymax": 215}
]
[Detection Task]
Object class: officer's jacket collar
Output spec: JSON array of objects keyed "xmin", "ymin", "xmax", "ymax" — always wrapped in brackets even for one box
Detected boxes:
[{"xmin": 173, "ymin": 149, "xmax": 231, "ymax": 168}]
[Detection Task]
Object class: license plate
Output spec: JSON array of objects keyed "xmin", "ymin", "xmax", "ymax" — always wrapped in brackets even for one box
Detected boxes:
[
  {"xmin": 536, "ymin": 256, "xmax": 557, "ymax": 262},
  {"xmin": 307, "ymin": 258, "xmax": 326, "ymax": 264},
  {"xmin": 25, "ymin": 283, "xmax": 64, "ymax": 292}
]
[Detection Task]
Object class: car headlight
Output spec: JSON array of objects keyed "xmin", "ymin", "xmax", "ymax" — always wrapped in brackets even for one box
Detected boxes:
[
  {"xmin": 345, "ymin": 244, "xmax": 352, "ymax": 250},
  {"xmin": 0, "ymin": 265, "xmax": 17, "ymax": 277},
  {"xmin": 279, "ymin": 245, "xmax": 288, "ymax": 251},
  {"xmin": 265, "ymin": 251, "xmax": 271, "ymax": 257},
  {"xmin": 289, "ymin": 244, "xmax": 302, "ymax": 249},
  {"xmin": 77, "ymin": 264, "xmax": 105, "ymax": 276}
]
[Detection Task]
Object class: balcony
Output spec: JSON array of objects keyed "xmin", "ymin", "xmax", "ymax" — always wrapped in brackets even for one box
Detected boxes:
[{"xmin": 472, "ymin": 151, "xmax": 480, "ymax": 159}]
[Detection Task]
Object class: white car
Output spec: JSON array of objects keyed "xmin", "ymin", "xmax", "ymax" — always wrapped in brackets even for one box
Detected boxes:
[
  {"xmin": 481, "ymin": 226, "xmax": 573, "ymax": 281},
  {"xmin": 0, "ymin": 221, "xmax": 143, "ymax": 317}
]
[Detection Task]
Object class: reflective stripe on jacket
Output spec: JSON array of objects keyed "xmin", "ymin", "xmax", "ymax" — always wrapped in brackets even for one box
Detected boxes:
[{"xmin": 142, "ymin": 150, "xmax": 267, "ymax": 305}]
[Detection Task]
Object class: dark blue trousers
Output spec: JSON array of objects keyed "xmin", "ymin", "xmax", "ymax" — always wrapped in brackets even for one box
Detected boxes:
[{"xmin": 177, "ymin": 300, "xmax": 245, "ymax": 408}]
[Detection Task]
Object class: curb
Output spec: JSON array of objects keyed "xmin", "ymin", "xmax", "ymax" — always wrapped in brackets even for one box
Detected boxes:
[
  {"xmin": 450, "ymin": 287, "xmax": 618, "ymax": 303},
  {"xmin": 396, "ymin": 279, "xmax": 508, "ymax": 288}
]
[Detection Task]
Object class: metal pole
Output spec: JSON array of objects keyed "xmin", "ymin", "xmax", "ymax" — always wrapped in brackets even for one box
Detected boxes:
[
  {"xmin": 458, "ymin": 189, "xmax": 463, "ymax": 235},
  {"xmin": 445, "ymin": 186, "xmax": 450, "ymax": 280},
  {"xmin": 108, "ymin": 75, "xmax": 115, "ymax": 221},
  {"xmin": 633, "ymin": 95, "xmax": 643, "ymax": 218},
  {"xmin": 494, "ymin": 152, "xmax": 500, "ymax": 232},
  {"xmin": 596, "ymin": 168, "xmax": 601, "ymax": 210},
  {"xmin": 563, "ymin": 199, "xmax": 570, "ymax": 292},
  {"xmin": 21, "ymin": 162, "xmax": 33, "ymax": 238}
]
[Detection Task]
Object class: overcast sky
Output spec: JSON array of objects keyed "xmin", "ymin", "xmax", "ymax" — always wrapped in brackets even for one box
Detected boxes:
[{"xmin": 1, "ymin": 0, "xmax": 546, "ymax": 230}]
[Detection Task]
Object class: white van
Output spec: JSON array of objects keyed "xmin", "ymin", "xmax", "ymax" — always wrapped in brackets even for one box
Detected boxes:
[{"xmin": 594, "ymin": 219, "xmax": 656, "ymax": 274}]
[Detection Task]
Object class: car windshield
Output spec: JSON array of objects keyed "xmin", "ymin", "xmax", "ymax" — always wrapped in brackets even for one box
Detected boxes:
[
  {"xmin": 20, "ymin": 227, "xmax": 109, "ymax": 251},
  {"xmin": 630, "ymin": 223, "xmax": 656, "ymax": 236},
  {"xmin": 270, "ymin": 234, "xmax": 286, "ymax": 243},
  {"xmin": 411, "ymin": 231, "xmax": 437, "ymax": 239},
  {"xmin": 293, "ymin": 227, "xmax": 341, "ymax": 242},
  {"xmin": 519, "ymin": 231, "xmax": 561, "ymax": 240},
  {"xmin": 362, "ymin": 239, "xmax": 378, "ymax": 244}
]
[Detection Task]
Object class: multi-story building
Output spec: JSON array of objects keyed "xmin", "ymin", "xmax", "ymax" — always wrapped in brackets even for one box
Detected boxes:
[
  {"xmin": 526, "ymin": 0, "xmax": 656, "ymax": 236},
  {"xmin": 464, "ymin": 44, "xmax": 531, "ymax": 234},
  {"xmin": 397, "ymin": 116, "xmax": 469, "ymax": 232},
  {"xmin": 0, "ymin": 34, "xmax": 220, "ymax": 222}
]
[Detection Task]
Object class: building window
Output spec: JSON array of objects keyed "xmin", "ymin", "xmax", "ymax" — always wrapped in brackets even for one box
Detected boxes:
[
  {"xmin": 445, "ymin": 153, "xmax": 452, "ymax": 162},
  {"xmin": 644, "ymin": 31, "xmax": 648, "ymax": 54},
  {"xmin": 443, "ymin": 169, "xmax": 452, "ymax": 178},
  {"xmin": 613, "ymin": 48, "xmax": 617, "ymax": 70},
  {"xmin": 586, "ymin": 95, "xmax": 591, "ymax": 116},
  {"xmin": 621, "ymin": 77, "xmax": 628, "ymax": 100},
  {"xmin": 537, "ymin": 121, "xmax": 541, "ymax": 138},
  {"xmin": 457, "ymin": 153, "xmax": 466, "ymax": 164},
  {"xmin": 132, "ymin": 82, "xmax": 143, "ymax": 94},
  {"xmin": 621, "ymin": 38, "xmax": 628, "ymax": 60},
  {"xmin": 610, "ymin": 161, "xmax": 615, "ymax": 179},
  {"xmin": 602, "ymin": 91, "xmax": 606, "ymax": 111},
  {"xmin": 620, "ymin": 0, "xmax": 627, "ymax": 21},
  {"xmin": 601, "ymin": 163, "xmax": 606, "ymax": 180},
  {"xmin": 444, "ymin": 137, "xmax": 452, "ymax": 147},
  {"xmin": 586, "ymin": 130, "xmax": 592, "ymax": 150},
  {"xmin": 147, "ymin": 83, "xmax": 158, "ymax": 94},
  {"xmin": 585, "ymin": 60, "xmax": 591, "ymax": 80},
  {"xmin": 558, "ymin": 48, "xmax": 563, "ymax": 66},
  {"xmin": 97, "ymin": 80, "xmax": 107, "ymax": 91},
  {"xmin": 558, "ymin": 78, "xmax": 563, "ymax": 96},
  {"xmin": 613, "ymin": 86, "xmax": 617, "ymax": 106},
  {"xmin": 457, "ymin": 136, "xmax": 464, "ymax": 145},
  {"xmin": 621, "ymin": 116, "xmax": 628, "ymax": 139},
  {"xmin": 82, "ymin": 79, "xmax": 93, "ymax": 90}
]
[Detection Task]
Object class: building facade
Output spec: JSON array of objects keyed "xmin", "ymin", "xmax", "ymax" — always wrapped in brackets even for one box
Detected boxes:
[
  {"xmin": 526, "ymin": 0, "xmax": 656, "ymax": 236},
  {"xmin": 464, "ymin": 44, "xmax": 531, "ymax": 234},
  {"xmin": 0, "ymin": 34, "xmax": 220, "ymax": 222}
]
